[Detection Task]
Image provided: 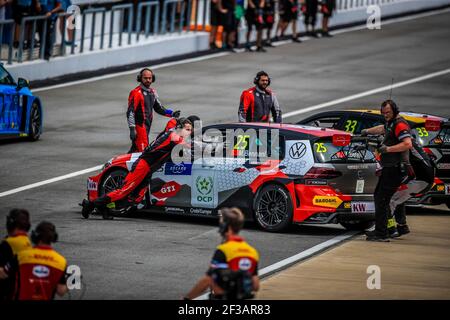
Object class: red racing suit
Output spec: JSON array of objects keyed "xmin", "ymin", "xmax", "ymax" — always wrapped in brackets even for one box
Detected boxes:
[
  {"xmin": 15, "ymin": 245, "xmax": 67, "ymax": 300},
  {"xmin": 107, "ymin": 130, "xmax": 190, "ymax": 203},
  {"xmin": 127, "ymin": 85, "xmax": 174, "ymax": 153},
  {"xmin": 238, "ymin": 86, "xmax": 282, "ymax": 123}
]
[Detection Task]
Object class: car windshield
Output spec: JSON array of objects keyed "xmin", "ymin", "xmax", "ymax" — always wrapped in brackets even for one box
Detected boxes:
[
  {"xmin": 0, "ymin": 65, "xmax": 14, "ymax": 85},
  {"xmin": 313, "ymin": 138, "xmax": 377, "ymax": 163},
  {"xmin": 432, "ymin": 123, "xmax": 450, "ymax": 146}
]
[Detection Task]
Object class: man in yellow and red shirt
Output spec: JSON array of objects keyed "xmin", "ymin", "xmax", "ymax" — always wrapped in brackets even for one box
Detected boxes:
[
  {"xmin": 0, "ymin": 209, "xmax": 32, "ymax": 300},
  {"xmin": 15, "ymin": 221, "xmax": 68, "ymax": 300},
  {"xmin": 184, "ymin": 207, "xmax": 260, "ymax": 300}
]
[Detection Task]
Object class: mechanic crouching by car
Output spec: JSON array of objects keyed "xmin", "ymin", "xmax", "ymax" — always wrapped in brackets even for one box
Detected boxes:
[
  {"xmin": 387, "ymin": 139, "xmax": 435, "ymax": 237},
  {"xmin": 0, "ymin": 209, "xmax": 32, "ymax": 300},
  {"xmin": 238, "ymin": 71, "xmax": 282, "ymax": 123},
  {"xmin": 127, "ymin": 68, "xmax": 181, "ymax": 153},
  {"xmin": 184, "ymin": 207, "xmax": 260, "ymax": 300},
  {"xmin": 361, "ymin": 100, "xmax": 413, "ymax": 242},
  {"xmin": 91, "ymin": 118, "xmax": 193, "ymax": 219}
]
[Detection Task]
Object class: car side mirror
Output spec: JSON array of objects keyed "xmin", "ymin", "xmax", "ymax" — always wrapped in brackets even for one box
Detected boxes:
[{"xmin": 17, "ymin": 78, "xmax": 30, "ymax": 90}]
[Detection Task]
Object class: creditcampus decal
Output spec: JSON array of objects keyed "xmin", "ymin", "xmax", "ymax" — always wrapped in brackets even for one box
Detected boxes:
[
  {"xmin": 312, "ymin": 196, "xmax": 343, "ymax": 209},
  {"xmin": 164, "ymin": 162, "xmax": 192, "ymax": 175}
]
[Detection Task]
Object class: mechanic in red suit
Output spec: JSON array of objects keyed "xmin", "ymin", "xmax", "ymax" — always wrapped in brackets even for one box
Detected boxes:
[
  {"xmin": 238, "ymin": 71, "xmax": 282, "ymax": 123},
  {"xmin": 93, "ymin": 118, "xmax": 193, "ymax": 219},
  {"xmin": 127, "ymin": 68, "xmax": 181, "ymax": 153}
]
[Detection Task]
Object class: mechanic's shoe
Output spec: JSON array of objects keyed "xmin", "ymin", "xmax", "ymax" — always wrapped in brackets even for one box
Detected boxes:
[
  {"xmin": 245, "ymin": 44, "xmax": 254, "ymax": 52},
  {"xmin": 321, "ymin": 31, "xmax": 333, "ymax": 37},
  {"xmin": 256, "ymin": 46, "xmax": 267, "ymax": 52},
  {"xmin": 397, "ymin": 224, "xmax": 410, "ymax": 236},
  {"xmin": 366, "ymin": 231, "xmax": 390, "ymax": 242},
  {"xmin": 81, "ymin": 199, "xmax": 94, "ymax": 219},
  {"xmin": 388, "ymin": 227, "xmax": 400, "ymax": 238},
  {"xmin": 292, "ymin": 37, "xmax": 302, "ymax": 43}
]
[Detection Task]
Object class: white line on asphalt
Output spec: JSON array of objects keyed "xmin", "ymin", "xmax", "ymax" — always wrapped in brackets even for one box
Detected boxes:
[
  {"xmin": 188, "ymin": 228, "xmax": 218, "ymax": 241},
  {"xmin": 2, "ymin": 67, "xmax": 449, "ymax": 198},
  {"xmin": 0, "ymin": 165, "xmax": 102, "ymax": 198},
  {"xmin": 32, "ymin": 6, "xmax": 450, "ymax": 93},
  {"xmin": 283, "ymin": 68, "xmax": 450, "ymax": 119},
  {"xmin": 195, "ymin": 231, "xmax": 358, "ymax": 300},
  {"xmin": 331, "ymin": 6, "xmax": 450, "ymax": 36}
]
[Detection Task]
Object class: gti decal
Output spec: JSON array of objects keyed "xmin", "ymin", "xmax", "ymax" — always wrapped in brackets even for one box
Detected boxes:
[{"xmin": 153, "ymin": 181, "xmax": 181, "ymax": 199}]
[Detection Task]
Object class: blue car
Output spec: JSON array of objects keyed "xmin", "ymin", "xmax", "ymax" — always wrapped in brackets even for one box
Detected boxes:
[{"xmin": 0, "ymin": 63, "xmax": 43, "ymax": 141}]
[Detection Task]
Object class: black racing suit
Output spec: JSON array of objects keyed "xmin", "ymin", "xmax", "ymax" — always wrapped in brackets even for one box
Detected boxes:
[
  {"xmin": 390, "ymin": 139, "xmax": 435, "ymax": 226},
  {"xmin": 374, "ymin": 117, "xmax": 412, "ymax": 237}
]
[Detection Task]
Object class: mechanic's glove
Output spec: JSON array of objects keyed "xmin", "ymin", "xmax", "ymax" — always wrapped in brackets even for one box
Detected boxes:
[
  {"xmin": 353, "ymin": 144, "xmax": 366, "ymax": 152},
  {"xmin": 129, "ymin": 127, "xmax": 136, "ymax": 141},
  {"xmin": 257, "ymin": 12, "xmax": 264, "ymax": 25},
  {"xmin": 172, "ymin": 110, "xmax": 181, "ymax": 118},
  {"xmin": 301, "ymin": 4, "xmax": 307, "ymax": 13},
  {"xmin": 378, "ymin": 145, "xmax": 388, "ymax": 154},
  {"xmin": 361, "ymin": 129, "xmax": 369, "ymax": 137}
]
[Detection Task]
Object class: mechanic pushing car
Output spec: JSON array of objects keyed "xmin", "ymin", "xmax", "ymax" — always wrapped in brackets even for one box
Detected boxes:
[
  {"xmin": 238, "ymin": 71, "xmax": 282, "ymax": 123},
  {"xmin": 127, "ymin": 68, "xmax": 181, "ymax": 153},
  {"xmin": 361, "ymin": 100, "xmax": 413, "ymax": 242},
  {"xmin": 387, "ymin": 139, "xmax": 435, "ymax": 237},
  {"xmin": 184, "ymin": 207, "xmax": 260, "ymax": 300},
  {"xmin": 90, "ymin": 118, "xmax": 193, "ymax": 219}
]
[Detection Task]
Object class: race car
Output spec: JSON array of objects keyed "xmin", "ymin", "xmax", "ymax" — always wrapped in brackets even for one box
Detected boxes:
[
  {"xmin": 296, "ymin": 110, "xmax": 450, "ymax": 208},
  {"xmin": 0, "ymin": 63, "xmax": 43, "ymax": 141},
  {"xmin": 82, "ymin": 123, "xmax": 380, "ymax": 232}
]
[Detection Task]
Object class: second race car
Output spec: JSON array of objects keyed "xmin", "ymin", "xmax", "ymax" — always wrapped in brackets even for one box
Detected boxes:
[{"xmin": 296, "ymin": 109, "xmax": 450, "ymax": 208}]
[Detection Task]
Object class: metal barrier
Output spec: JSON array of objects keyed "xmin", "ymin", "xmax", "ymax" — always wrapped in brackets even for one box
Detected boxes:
[
  {"xmin": 0, "ymin": 0, "xmax": 433, "ymax": 64},
  {"xmin": 161, "ymin": 0, "xmax": 188, "ymax": 35},
  {"xmin": 81, "ymin": 7, "xmax": 106, "ymax": 53},
  {"xmin": 57, "ymin": 11, "xmax": 78, "ymax": 56},
  {"xmin": 136, "ymin": 1, "xmax": 160, "ymax": 41},
  {"xmin": 0, "ymin": 19, "xmax": 14, "ymax": 65},
  {"xmin": 109, "ymin": 3, "xmax": 133, "ymax": 48},
  {"xmin": 18, "ymin": 15, "xmax": 50, "ymax": 63}
]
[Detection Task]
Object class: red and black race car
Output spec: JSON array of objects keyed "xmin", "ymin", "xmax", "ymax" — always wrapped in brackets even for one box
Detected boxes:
[
  {"xmin": 82, "ymin": 123, "xmax": 380, "ymax": 232},
  {"xmin": 297, "ymin": 110, "xmax": 450, "ymax": 208}
]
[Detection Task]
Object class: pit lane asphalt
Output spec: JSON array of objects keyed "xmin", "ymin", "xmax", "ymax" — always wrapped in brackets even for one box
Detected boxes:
[{"xmin": 1, "ymin": 11, "xmax": 449, "ymax": 299}]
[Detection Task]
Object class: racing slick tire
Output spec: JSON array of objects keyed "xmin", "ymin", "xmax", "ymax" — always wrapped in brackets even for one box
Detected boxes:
[
  {"xmin": 254, "ymin": 184, "xmax": 293, "ymax": 232},
  {"xmin": 98, "ymin": 168, "xmax": 132, "ymax": 216},
  {"xmin": 81, "ymin": 199, "xmax": 94, "ymax": 219},
  {"xmin": 340, "ymin": 221, "xmax": 374, "ymax": 231},
  {"xmin": 28, "ymin": 102, "xmax": 42, "ymax": 141}
]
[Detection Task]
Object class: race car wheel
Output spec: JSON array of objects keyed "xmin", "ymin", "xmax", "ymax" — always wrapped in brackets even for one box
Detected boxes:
[
  {"xmin": 254, "ymin": 184, "xmax": 293, "ymax": 232},
  {"xmin": 340, "ymin": 221, "xmax": 374, "ymax": 231},
  {"xmin": 28, "ymin": 102, "xmax": 42, "ymax": 141},
  {"xmin": 99, "ymin": 168, "xmax": 128, "ymax": 197}
]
